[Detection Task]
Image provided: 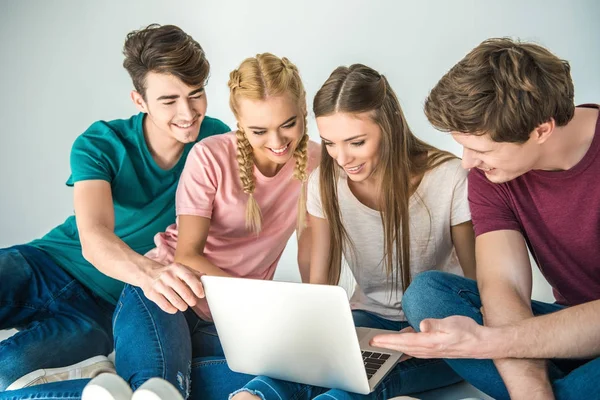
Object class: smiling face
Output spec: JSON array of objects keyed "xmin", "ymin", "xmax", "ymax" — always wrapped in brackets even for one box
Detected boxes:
[
  {"xmin": 236, "ymin": 94, "xmax": 304, "ymax": 174},
  {"xmin": 452, "ymin": 131, "xmax": 542, "ymax": 183},
  {"xmin": 317, "ymin": 111, "xmax": 382, "ymax": 184},
  {"xmin": 132, "ymin": 72, "xmax": 208, "ymax": 144}
]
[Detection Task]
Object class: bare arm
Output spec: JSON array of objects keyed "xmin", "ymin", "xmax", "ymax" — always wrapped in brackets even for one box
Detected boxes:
[
  {"xmin": 450, "ymin": 220, "xmax": 476, "ymax": 280},
  {"xmin": 297, "ymin": 227, "xmax": 312, "ymax": 283},
  {"xmin": 174, "ymin": 214, "xmax": 232, "ymax": 277},
  {"xmin": 74, "ymin": 180, "xmax": 203, "ymax": 313},
  {"xmin": 477, "ymin": 230, "xmax": 553, "ymax": 400},
  {"xmin": 308, "ymin": 214, "xmax": 331, "ymax": 285}
]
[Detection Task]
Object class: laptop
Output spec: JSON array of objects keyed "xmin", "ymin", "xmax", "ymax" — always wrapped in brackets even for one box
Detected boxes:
[{"xmin": 200, "ymin": 275, "xmax": 403, "ymax": 395}]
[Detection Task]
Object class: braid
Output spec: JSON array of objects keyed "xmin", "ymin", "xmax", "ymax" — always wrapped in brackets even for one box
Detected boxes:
[
  {"xmin": 236, "ymin": 126, "xmax": 262, "ymax": 233},
  {"xmin": 293, "ymin": 114, "xmax": 310, "ymax": 237}
]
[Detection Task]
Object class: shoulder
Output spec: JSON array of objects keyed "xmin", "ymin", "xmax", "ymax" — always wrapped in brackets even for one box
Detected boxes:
[
  {"xmin": 198, "ymin": 116, "xmax": 231, "ymax": 139},
  {"xmin": 72, "ymin": 113, "xmax": 141, "ymax": 154},
  {"xmin": 188, "ymin": 132, "xmax": 237, "ymax": 169},
  {"xmin": 306, "ymin": 140, "xmax": 322, "ymax": 172}
]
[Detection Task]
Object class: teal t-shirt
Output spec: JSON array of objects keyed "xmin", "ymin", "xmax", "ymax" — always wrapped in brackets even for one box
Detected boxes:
[{"xmin": 29, "ymin": 113, "xmax": 230, "ymax": 304}]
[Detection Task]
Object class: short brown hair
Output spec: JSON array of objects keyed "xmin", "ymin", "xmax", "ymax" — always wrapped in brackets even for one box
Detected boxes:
[
  {"xmin": 424, "ymin": 38, "xmax": 575, "ymax": 143},
  {"xmin": 123, "ymin": 24, "xmax": 209, "ymax": 98}
]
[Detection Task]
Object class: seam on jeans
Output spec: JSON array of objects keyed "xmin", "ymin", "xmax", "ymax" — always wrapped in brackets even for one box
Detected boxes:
[
  {"xmin": 131, "ymin": 286, "xmax": 167, "ymax": 379},
  {"xmin": 254, "ymin": 377, "xmax": 284, "ymax": 400},
  {"xmin": 291, "ymin": 384, "xmax": 313, "ymax": 400},
  {"xmin": 112, "ymin": 300, "xmax": 124, "ymax": 333},
  {"xmin": 43, "ymin": 278, "xmax": 81, "ymax": 310},
  {"xmin": 195, "ymin": 327, "xmax": 219, "ymax": 337},
  {"xmin": 191, "ymin": 359, "xmax": 228, "ymax": 368}
]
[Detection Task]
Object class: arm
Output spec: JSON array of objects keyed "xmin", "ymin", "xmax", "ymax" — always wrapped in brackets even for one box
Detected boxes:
[
  {"xmin": 451, "ymin": 220, "xmax": 476, "ymax": 280},
  {"xmin": 297, "ymin": 226, "xmax": 311, "ymax": 283},
  {"xmin": 75, "ymin": 180, "xmax": 203, "ymax": 313},
  {"xmin": 476, "ymin": 230, "xmax": 553, "ymax": 400},
  {"xmin": 308, "ymin": 214, "xmax": 331, "ymax": 285},
  {"xmin": 173, "ymin": 214, "xmax": 232, "ymax": 277}
]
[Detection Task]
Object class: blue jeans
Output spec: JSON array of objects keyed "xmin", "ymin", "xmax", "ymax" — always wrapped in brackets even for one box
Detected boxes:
[
  {"xmin": 0, "ymin": 284, "xmax": 253, "ymax": 400},
  {"xmin": 234, "ymin": 310, "xmax": 462, "ymax": 400},
  {"xmin": 402, "ymin": 270, "xmax": 600, "ymax": 400},
  {"xmin": 0, "ymin": 245, "xmax": 114, "ymax": 391}
]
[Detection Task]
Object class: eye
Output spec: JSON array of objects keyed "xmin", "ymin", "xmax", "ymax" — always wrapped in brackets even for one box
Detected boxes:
[
  {"xmin": 190, "ymin": 93, "xmax": 204, "ymax": 100},
  {"xmin": 323, "ymin": 142, "xmax": 334, "ymax": 147},
  {"xmin": 163, "ymin": 101, "xmax": 175, "ymax": 106},
  {"xmin": 351, "ymin": 140, "xmax": 365, "ymax": 147},
  {"xmin": 252, "ymin": 130, "xmax": 267, "ymax": 135},
  {"xmin": 282, "ymin": 121, "xmax": 297, "ymax": 129}
]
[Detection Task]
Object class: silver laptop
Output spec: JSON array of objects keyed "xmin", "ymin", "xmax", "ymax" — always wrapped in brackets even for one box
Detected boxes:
[{"xmin": 201, "ymin": 276, "xmax": 403, "ymax": 395}]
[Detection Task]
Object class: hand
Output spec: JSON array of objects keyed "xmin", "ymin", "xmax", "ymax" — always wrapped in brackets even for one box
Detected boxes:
[
  {"xmin": 397, "ymin": 327, "xmax": 415, "ymax": 362},
  {"xmin": 370, "ymin": 316, "xmax": 496, "ymax": 359},
  {"xmin": 140, "ymin": 262, "xmax": 205, "ymax": 314}
]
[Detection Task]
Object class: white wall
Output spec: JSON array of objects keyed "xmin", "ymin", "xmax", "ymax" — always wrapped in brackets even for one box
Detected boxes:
[{"xmin": 2, "ymin": 0, "xmax": 599, "ymax": 302}]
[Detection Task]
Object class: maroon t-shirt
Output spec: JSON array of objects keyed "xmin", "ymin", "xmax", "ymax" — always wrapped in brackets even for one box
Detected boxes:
[{"xmin": 468, "ymin": 105, "xmax": 600, "ymax": 306}]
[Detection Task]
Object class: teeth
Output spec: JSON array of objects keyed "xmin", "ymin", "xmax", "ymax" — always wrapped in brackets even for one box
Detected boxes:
[
  {"xmin": 175, "ymin": 121, "xmax": 193, "ymax": 128},
  {"xmin": 270, "ymin": 144, "xmax": 289, "ymax": 154},
  {"xmin": 347, "ymin": 164, "xmax": 362, "ymax": 171}
]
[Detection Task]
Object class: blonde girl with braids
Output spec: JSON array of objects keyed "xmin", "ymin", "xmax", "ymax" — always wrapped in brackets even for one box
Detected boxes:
[
  {"xmin": 72, "ymin": 53, "xmax": 320, "ymax": 400},
  {"xmin": 232, "ymin": 64, "xmax": 476, "ymax": 400}
]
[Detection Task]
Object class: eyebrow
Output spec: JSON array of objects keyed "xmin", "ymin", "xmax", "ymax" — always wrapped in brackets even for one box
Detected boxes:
[
  {"xmin": 320, "ymin": 134, "xmax": 367, "ymax": 143},
  {"xmin": 156, "ymin": 87, "xmax": 204, "ymax": 101},
  {"xmin": 248, "ymin": 115, "xmax": 297, "ymax": 130}
]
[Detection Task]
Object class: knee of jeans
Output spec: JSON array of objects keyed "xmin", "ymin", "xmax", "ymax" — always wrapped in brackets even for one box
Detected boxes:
[
  {"xmin": 403, "ymin": 271, "xmax": 455, "ymax": 329},
  {"xmin": 129, "ymin": 363, "xmax": 191, "ymax": 399}
]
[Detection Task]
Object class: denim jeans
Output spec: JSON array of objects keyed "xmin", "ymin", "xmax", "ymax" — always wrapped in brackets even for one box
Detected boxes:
[
  {"xmin": 234, "ymin": 310, "xmax": 462, "ymax": 400},
  {"xmin": 402, "ymin": 270, "xmax": 600, "ymax": 400},
  {"xmin": 0, "ymin": 284, "xmax": 253, "ymax": 400},
  {"xmin": 0, "ymin": 245, "xmax": 114, "ymax": 391}
]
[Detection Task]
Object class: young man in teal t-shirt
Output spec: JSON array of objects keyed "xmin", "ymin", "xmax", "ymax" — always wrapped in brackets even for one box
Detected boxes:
[{"xmin": 0, "ymin": 24, "xmax": 229, "ymax": 391}]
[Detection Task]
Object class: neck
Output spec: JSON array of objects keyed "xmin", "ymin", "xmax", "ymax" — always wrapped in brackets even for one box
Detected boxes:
[
  {"xmin": 537, "ymin": 107, "xmax": 598, "ymax": 171},
  {"xmin": 143, "ymin": 115, "xmax": 185, "ymax": 170},
  {"xmin": 253, "ymin": 153, "xmax": 286, "ymax": 177}
]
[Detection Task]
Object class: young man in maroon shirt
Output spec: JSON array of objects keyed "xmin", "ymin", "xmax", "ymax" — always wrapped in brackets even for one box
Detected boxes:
[{"xmin": 370, "ymin": 38, "xmax": 600, "ymax": 400}]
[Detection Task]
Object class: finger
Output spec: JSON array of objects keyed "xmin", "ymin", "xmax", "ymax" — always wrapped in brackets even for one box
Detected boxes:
[
  {"xmin": 420, "ymin": 318, "xmax": 442, "ymax": 333},
  {"xmin": 399, "ymin": 326, "xmax": 416, "ymax": 334},
  {"xmin": 399, "ymin": 354, "xmax": 414, "ymax": 362},
  {"xmin": 161, "ymin": 272, "xmax": 198, "ymax": 307},
  {"xmin": 174, "ymin": 267, "xmax": 205, "ymax": 299},
  {"xmin": 146, "ymin": 291, "xmax": 178, "ymax": 314},
  {"xmin": 158, "ymin": 283, "xmax": 189, "ymax": 312}
]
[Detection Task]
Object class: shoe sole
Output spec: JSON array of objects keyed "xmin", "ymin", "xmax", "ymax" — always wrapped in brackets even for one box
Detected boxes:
[
  {"xmin": 82, "ymin": 373, "xmax": 133, "ymax": 400},
  {"xmin": 6, "ymin": 355, "xmax": 112, "ymax": 391}
]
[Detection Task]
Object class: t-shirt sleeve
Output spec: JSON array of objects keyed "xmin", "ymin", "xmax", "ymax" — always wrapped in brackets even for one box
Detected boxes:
[
  {"xmin": 306, "ymin": 167, "xmax": 325, "ymax": 219},
  {"xmin": 468, "ymin": 168, "xmax": 521, "ymax": 236},
  {"xmin": 449, "ymin": 162, "xmax": 471, "ymax": 226},
  {"xmin": 199, "ymin": 117, "xmax": 231, "ymax": 141},
  {"xmin": 67, "ymin": 122, "xmax": 118, "ymax": 186},
  {"xmin": 176, "ymin": 142, "xmax": 219, "ymax": 218}
]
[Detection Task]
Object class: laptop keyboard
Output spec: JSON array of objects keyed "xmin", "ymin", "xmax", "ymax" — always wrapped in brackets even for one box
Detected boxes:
[{"xmin": 362, "ymin": 350, "xmax": 390, "ymax": 379}]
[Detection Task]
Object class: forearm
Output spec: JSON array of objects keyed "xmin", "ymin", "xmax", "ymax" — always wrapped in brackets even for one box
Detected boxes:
[
  {"xmin": 482, "ymin": 285, "xmax": 553, "ymax": 399},
  {"xmin": 80, "ymin": 226, "xmax": 158, "ymax": 287},
  {"xmin": 497, "ymin": 299, "xmax": 600, "ymax": 359},
  {"xmin": 174, "ymin": 252, "xmax": 232, "ymax": 277}
]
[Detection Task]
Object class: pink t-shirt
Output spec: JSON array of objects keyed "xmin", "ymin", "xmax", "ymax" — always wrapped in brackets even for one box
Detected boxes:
[{"xmin": 146, "ymin": 132, "xmax": 320, "ymax": 320}]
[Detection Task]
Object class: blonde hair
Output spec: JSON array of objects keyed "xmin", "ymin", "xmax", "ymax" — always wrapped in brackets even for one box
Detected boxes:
[{"xmin": 228, "ymin": 53, "xmax": 310, "ymax": 235}]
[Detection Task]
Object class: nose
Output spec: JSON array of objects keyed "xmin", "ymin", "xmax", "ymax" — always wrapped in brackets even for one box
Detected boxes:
[
  {"xmin": 268, "ymin": 131, "xmax": 287, "ymax": 148},
  {"xmin": 461, "ymin": 148, "xmax": 481, "ymax": 170},
  {"xmin": 178, "ymin": 100, "xmax": 195, "ymax": 120},
  {"xmin": 336, "ymin": 146, "xmax": 352, "ymax": 166}
]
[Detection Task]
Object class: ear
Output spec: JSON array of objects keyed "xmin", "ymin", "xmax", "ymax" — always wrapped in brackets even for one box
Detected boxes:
[
  {"xmin": 532, "ymin": 119, "xmax": 555, "ymax": 144},
  {"xmin": 130, "ymin": 90, "xmax": 147, "ymax": 113}
]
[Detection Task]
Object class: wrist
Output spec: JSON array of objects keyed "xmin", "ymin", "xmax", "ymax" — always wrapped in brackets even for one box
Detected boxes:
[
  {"xmin": 130, "ymin": 256, "xmax": 161, "ymax": 288},
  {"xmin": 481, "ymin": 324, "xmax": 514, "ymax": 359}
]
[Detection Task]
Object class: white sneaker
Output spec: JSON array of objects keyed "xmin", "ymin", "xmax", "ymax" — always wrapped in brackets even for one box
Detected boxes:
[
  {"xmin": 6, "ymin": 355, "xmax": 116, "ymax": 390},
  {"xmin": 131, "ymin": 378, "xmax": 184, "ymax": 400},
  {"xmin": 82, "ymin": 373, "xmax": 133, "ymax": 400}
]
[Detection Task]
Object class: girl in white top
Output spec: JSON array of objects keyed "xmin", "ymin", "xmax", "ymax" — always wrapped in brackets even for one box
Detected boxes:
[{"xmin": 233, "ymin": 64, "xmax": 476, "ymax": 400}]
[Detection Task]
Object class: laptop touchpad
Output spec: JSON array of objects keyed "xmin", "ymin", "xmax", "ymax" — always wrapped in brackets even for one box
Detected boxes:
[{"xmin": 355, "ymin": 327, "xmax": 372, "ymax": 340}]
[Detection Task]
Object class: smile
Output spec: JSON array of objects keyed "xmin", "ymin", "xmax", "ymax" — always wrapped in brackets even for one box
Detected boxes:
[
  {"xmin": 172, "ymin": 119, "xmax": 197, "ymax": 129},
  {"xmin": 345, "ymin": 163, "xmax": 364, "ymax": 174},
  {"xmin": 267, "ymin": 143, "xmax": 290, "ymax": 156}
]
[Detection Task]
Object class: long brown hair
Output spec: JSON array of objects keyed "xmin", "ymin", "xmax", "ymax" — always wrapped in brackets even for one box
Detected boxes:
[
  {"xmin": 228, "ymin": 53, "xmax": 310, "ymax": 235},
  {"xmin": 313, "ymin": 64, "xmax": 456, "ymax": 291}
]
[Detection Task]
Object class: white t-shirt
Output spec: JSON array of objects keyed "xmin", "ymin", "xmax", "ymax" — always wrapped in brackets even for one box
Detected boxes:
[{"xmin": 307, "ymin": 158, "xmax": 470, "ymax": 321}]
